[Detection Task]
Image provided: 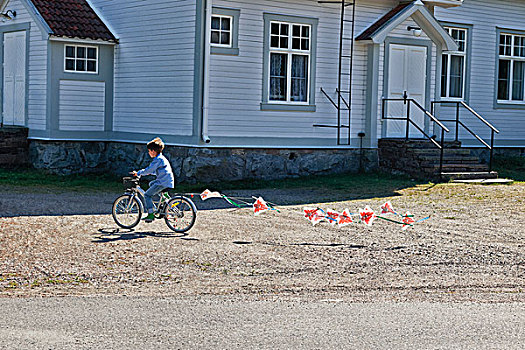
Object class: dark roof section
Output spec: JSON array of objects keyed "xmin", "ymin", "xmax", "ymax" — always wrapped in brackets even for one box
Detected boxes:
[
  {"xmin": 31, "ymin": 0, "xmax": 117, "ymax": 42},
  {"xmin": 356, "ymin": 2, "xmax": 412, "ymax": 41}
]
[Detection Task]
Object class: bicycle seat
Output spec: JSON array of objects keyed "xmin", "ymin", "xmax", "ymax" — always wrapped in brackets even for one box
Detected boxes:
[{"xmin": 160, "ymin": 188, "xmax": 173, "ymax": 194}]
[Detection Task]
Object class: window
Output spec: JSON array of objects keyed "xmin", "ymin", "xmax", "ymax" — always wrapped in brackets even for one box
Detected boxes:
[
  {"xmin": 64, "ymin": 45, "xmax": 98, "ymax": 73},
  {"xmin": 262, "ymin": 14, "xmax": 317, "ymax": 111},
  {"xmin": 269, "ymin": 21, "xmax": 310, "ymax": 103},
  {"xmin": 211, "ymin": 8, "xmax": 240, "ymax": 55},
  {"xmin": 211, "ymin": 15, "xmax": 232, "ymax": 47},
  {"xmin": 441, "ymin": 27, "xmax": 467, "ymax": 99},
  {"xmin": 497, "ymin": 32, "xmax": 525, "ymax": 102}
]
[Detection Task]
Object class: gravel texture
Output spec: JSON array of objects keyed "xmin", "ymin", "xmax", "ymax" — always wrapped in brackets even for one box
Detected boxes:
[{"xmin": 0, "ymin": 182, "xmax": 524, "ymax": 302}]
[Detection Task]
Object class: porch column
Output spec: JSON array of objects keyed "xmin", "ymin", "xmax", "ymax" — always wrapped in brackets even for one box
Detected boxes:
[{"xmin": 364, "ymin": 43, "xmax": 380, "ymax": 148}]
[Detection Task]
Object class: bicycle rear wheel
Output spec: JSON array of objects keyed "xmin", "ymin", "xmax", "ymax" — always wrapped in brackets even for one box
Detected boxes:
[
  {"xmin": 164, "ymin": 196, "xmax": 197, "ymax": 233},
  {"xmin": 112, "ymin": 194, "xmax": 142, "ymax": 229}
]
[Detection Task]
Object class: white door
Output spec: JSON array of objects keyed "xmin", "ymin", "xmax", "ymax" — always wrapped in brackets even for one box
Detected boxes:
[
  {"xmin": 385, "ymin": 43, "xmax": 427, "ymax": 138},
  {"xmin": 2, "ymin": 30, "xmax": 26, "ymax": 126}
]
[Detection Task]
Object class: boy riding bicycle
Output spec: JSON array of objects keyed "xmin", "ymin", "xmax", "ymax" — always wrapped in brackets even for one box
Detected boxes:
[{"xmin": 132, "ymin": 137, "xmax": 175, "ymax": 223}]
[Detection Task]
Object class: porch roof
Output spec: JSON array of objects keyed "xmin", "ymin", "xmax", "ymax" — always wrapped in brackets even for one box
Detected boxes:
[
  {"xmin": 29, "ymin": 0, "xmax": 117, "ymax": 42},
  {"xmin": 356, "ymin": 0, "xmax": 458, "ymax": 51}
]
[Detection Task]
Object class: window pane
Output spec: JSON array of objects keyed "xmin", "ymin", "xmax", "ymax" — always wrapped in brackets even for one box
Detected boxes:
[
  {"xmin": 441, "ymin": 55, "xmax": 448, "ymax": 97},
  {"xmin": 76, "ymin": 60, "xmax": 86, "ymax": 71},
  {"xmin": 292, "ymin": 25, "xmax": 300, "ymax": 37},
  {"xmin": 280, "ymin": 24, "xmax": 289, "ymax": 36},
  {"xmin": 220, "ymin": 32, "xmax": 230, "ymax": 45},
  {"xmin": 301, "ymin": 39, "xmax": 309, "ymax": 51},
  {"xmin": 65, "ymin": 46, "xmax": 75, "ymax": 58},
  {"xmin": 211, "ymin": 31, "xmax": 220, "ymax": 44},
  {"xmin": 87, "ymin": 60, "xmax": 96, "ymax": 72},
  {"xmin": 270, "ymin": 35, "xmax": 279, "ymax": 48},
  {"xmin": 291, "ymin": 55, "xmax": 308, "ymax": 102},
  {"xmin": 211, "ymin": 16, "xmax": 220, "ymax": 30},
  {"xmin": 65, "ymin": 59, "xmax": 75, "ymax": 70},
  {"xmin": 514, "ymin": 36, "xmax": 525, "ymax": 57},
  {"xmin": 87, "ymin": 48, "xmax": 97, "ymax": 59},
  {"xmin": 498, "ymin": 59, "xmax": 510, "ymax": 100},
  {"xmin": 280, "ymin": 37, "xmax": 288, "ymax": 49},
  {"xmin": 500, "ymin": 34, "xmax": 512, "ymax": 56},
  {"xmin": 449, "ymin": 55, "xmax": 464, "ymax": 98},
  {"xmin": 77, "ymin": 47, "xmax": 86, "ymax": 58},
  {"xmin": 512, "ymin": 61, "xmax": 524, "ymax": 100},
  {"xmin": 270, "ymin": 53, "xmax": 287, "ymax": 101},
  {"xmin": 292, "ymin": 38, "xmax": 300, "ymax": 50},
  {"xmin": 302, "ymin": 26, "xmax": 309, "ymax": 38},
  {"xmin": 271, "ymin": 22, "xmax": 279, "ymax": 35},
  {"xmin": 221, "ymin": 17, "xmax": 230, "ymax": 31}
]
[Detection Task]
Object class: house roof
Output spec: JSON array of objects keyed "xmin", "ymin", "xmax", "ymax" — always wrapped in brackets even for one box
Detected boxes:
[
  {"xmin": 356, "ymin": 3, "xmax": 411, "ymax": 41},
  {"xmin": 355, "ymin": 0, "xmax": 458, "ymax": 51},
  {"xmin": 30, "ymin": 0, "xmax": 117, "ymax": 42}
]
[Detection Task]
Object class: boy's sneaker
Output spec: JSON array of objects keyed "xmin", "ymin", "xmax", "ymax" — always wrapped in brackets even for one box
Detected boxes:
[{"xmin": 142, "ymin": 213, "xmax": 155, "ymax": 223}]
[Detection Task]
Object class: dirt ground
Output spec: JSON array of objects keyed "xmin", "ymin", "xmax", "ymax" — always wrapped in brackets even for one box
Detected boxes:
[{"xmin": 0, "ymin": 182, "xmax": 524, "ymax": 302}]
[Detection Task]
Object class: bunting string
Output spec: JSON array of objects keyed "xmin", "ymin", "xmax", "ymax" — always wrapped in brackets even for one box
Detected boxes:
[{"xmin": 200, "ymin": 190, "xmax": 430, "ymax": 230}]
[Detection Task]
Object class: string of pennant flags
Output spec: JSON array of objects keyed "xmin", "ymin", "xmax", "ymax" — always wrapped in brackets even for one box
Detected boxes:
[{"xmin": 199, "ymin": 189, "xmax": 430, "ymax": 230}]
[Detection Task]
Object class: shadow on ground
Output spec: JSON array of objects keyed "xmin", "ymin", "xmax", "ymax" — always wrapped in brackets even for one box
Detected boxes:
[{"xmin": 91, "ymin": 227, "xmax": 200, "ymax": 243}]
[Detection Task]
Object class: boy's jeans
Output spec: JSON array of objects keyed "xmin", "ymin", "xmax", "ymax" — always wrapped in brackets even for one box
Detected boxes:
[{"xmin": 144, "ymin": 183, "xmax": 166, "ymax": 214}]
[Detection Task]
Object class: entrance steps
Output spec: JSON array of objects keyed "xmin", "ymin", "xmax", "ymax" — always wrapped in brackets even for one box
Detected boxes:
[
  {"xmin": 0, "ymin": 126, "xmax": 29, "ymax": 168},
  {"xmin": 378, "ymin": 138, "xmax": 498, "ymax": 181}
]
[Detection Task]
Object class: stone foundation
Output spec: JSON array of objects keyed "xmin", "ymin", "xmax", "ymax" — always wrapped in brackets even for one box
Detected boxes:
[
  {"xmin": 29, "ymin": 140, "xmax": 378, "ymax": 183},
  {"xmin": 0, "ymin": 127, "xmax": 29, "ymax": 168}
]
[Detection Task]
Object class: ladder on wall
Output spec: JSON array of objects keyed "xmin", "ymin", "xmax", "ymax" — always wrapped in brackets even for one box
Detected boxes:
[{"xmin": 314, "ymin": 0, "xmax": 356, "ymax": 145}]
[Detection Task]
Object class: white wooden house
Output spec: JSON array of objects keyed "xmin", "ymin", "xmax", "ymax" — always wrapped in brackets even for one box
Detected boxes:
[{"xmin": 0, "ymin": 0, "xmax": 522, "ymax": 177}]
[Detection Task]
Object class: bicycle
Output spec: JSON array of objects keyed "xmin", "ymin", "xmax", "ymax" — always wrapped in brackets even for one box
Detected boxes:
[{"xmin": 111, "ymin": 175, "xmax": 197, "ymax": 233}]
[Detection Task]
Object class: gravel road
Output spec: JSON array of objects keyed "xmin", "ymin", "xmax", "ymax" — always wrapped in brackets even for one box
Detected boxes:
[
  {"xmin": 0, "ymin": 182, "xmax": 524, "ymax": 302},
  {"xmin": 1, "ymin": 297, "xmax": 524, "ymax": 349}
]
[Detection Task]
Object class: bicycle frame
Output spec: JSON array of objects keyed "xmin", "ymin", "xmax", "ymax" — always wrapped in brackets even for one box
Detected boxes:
[{"xmin": 124, "ymin": 185, "xmax": 175, "ymax": 216}]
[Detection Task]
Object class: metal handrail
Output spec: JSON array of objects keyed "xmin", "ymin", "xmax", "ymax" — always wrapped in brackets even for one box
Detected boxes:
[
  {"xmin": 382, "ymin": 96, "xmax": 450, "ymax": 175},
  {"xmin": 430, "ymin": 100, "xmax": 499, "ymax": 171},
  {"xmin": 460, "ymin": 101, "xmax": 500, "ymax": 133}
]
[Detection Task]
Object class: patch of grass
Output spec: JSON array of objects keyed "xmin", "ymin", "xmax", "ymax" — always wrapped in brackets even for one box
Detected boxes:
[
  {"xmin": 493, "ymin": 156, "xmax": 525, "ymax": 181},
  {"xmin": 0, "ymin": 167, "xmax": 121, "ymax": 193},
  {"xmin": 1, "ymin": 166, "xmax": 420, "ymax": 198}
]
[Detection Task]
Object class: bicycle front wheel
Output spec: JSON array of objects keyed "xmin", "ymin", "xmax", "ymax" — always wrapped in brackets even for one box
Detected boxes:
[
  {"xmin": 112, "ymin": 194, "xmax": 142, "ymax": 229},
  {"xmin": 165, "ymin": 196, "xmax": 197, "ymax": 233}
]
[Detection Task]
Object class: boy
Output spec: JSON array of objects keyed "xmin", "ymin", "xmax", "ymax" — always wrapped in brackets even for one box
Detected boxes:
[{"xmin": 132, "ymin": 137, "xmax": 175, "ymax": 222}]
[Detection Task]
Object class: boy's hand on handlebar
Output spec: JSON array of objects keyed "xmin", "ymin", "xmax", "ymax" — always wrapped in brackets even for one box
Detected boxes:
[{"xmin": 131, "ymin": 171, "xmax": 138, "ymax": 177}]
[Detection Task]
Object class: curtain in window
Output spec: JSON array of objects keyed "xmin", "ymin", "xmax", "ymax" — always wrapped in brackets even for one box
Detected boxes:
[
  {"xmin": 441, "ymin": 56, "xmax": 448, "ymax": 97},
  {"xmin": 449, "ymin": 55, "xmax": 464, "ymax": 98},
  {"xmin": 270, "ymin": 53, "xmax": 287, "ymax": 101},
  {"xmin": 512, "ymin": 61, "xmax": 524, "ymax": 100},
  {"xmin": 291, "ymin": 55, "xmax": 308, "ymax": 102},
  {"xmin": 498, "ymin": 59, "xmax": 510, "ymax": 100}
]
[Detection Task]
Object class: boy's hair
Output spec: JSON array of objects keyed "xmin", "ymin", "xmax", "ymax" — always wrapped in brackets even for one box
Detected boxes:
[{"xmin": 147, "ymin": 137, "xmax": 165, "ymax": 154}]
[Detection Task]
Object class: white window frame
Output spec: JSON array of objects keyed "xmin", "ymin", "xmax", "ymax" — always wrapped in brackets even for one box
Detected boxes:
[
  {"xmin": 441, "ymin": 27, "xmax": 467, "ymax": 101},
  {"xmin": 268, "ymin": 20, "xmax": 311, "ymax": 104},
  {"xmin": 497, "ymin": 32, "xmax": 525, "ymax": 104},
  {"xmin": 210, "ymin": 14, "xmax": 233, "ymax": 48},
  {"xmin": 64, "ymin": 44, "xmax": 98, "ymax": 74}
]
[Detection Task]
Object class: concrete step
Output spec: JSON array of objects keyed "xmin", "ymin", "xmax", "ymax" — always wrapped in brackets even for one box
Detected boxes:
[
  {"xmin": 417, "ymin": 155, "xmax": 480, "ymax": 162},
  {"xmin": 379, "ymin": 139, "xmax": 461, "ymax": 149},
  {"xmin": 411, "ymin": 148, "xmax": 471, "ymax": 156},
  {"xmin": 441, "ymin": 171, "xmax": 499, "ymax": 180}
]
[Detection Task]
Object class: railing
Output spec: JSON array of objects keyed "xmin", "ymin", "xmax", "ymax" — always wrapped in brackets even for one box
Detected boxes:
[
  {"xmin": 430, "ymin": 101, "xmax": 500, "ymax": 171},
  {"xmin": 382, "ymin": 94, "xmax": 450, "ymax": 174}
]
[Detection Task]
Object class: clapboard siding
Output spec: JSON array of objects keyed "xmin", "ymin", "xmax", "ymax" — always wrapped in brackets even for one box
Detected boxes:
[
  {"xmin": 58, "ymin": 80, "xmax": 105, "ymax": 131},
  {"xmin": 436, "ymin": 0, "xmax": 525, "ymax": 146},
  {"xmin": 207, "ymin": 0, "xmax": 401, "ymax": 143},
  {"xmin": 1, "ymin": 0, "xmax": 47, "ymax": 130},
  {"xmin": 90, "ymin": 0, "xmax": 196, "ymax": 136}
]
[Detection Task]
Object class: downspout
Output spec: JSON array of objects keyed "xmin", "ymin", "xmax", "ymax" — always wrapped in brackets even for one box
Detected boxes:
[{"xmin": 201, "ymin": 0, "xmax": 212, "ymax": 143}]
